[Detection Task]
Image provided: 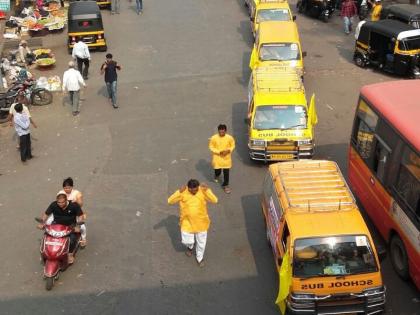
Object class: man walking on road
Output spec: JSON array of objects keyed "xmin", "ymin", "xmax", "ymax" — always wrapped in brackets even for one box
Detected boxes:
[
  {"xmin": 340, "ymin": 0, "xmax": 357, "ymax": 35},
  {"xmin": 13, "ymin": 103, "xmax": 33, "ymax": 163},
  {"xmin": 168, "ymin": 179, "xmax": 218, "ymax": 267},
  {"xmin": 101, "ymin": 53, "xmax": 121, "ymax": 109},
  {"xmin": 135, "ymin": 0, "xmax": 143, "ymax": 14},
  {"xmin": 111, "ymin": 0, "xmax": 120, "ymax": 14},
  {"xmin": 62, "ymin": 61, "xmax": 86, "ymax": 116},
  {"xmin": 72, "ymin": 39, "xmax": 91, "ymax": 80},
  {"xmin": 209, "ymin": 124, "xmax": 236, "ymax": 194}
]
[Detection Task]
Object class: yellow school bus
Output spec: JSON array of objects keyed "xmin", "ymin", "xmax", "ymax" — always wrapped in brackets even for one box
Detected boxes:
[
  {"xmin": 247, "ymin": 66, "xmax": 317, "ymax": 161},
  {"xmin": 261, "ymin": 160, "xmax": 386, "ymax": 314}
]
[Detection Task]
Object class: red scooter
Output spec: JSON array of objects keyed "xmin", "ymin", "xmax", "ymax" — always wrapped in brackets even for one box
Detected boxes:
[{"xmin": 36, "ymin": 218, "xmax": 83, "ymax": 290}]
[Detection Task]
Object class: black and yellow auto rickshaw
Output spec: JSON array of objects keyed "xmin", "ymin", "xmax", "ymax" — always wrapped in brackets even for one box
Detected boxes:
[
  {"xmin": 380, "ymin": 4, "xmax": 420, "ymax": 29},
  {"xmin": 67, "ymin": 1, "xmax": 107, "ymax": 54},
  {"xmin": 354, "ymin": 19, "xmax": 420, "ymax": 79}
]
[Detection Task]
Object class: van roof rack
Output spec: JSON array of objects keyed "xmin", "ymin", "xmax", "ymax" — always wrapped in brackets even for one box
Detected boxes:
[
  {"xmin": 254, "ymin": 66, "xmax": 303, "ymax": 93},
  {"xmin": 275, "ymin": 160, "xmax": 357, "ymax": 213}
]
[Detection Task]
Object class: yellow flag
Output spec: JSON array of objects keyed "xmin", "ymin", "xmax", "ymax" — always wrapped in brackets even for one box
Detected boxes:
[
  {"xmin": 249, "ymin": 47, "xmax": 257, "ymax": 70},
  {"xmin": 308, "ymin": 94, "xmax": 318, "ymax": 126},
  {"xmin": 275, "ymin": 250, "xmax": 292, "ymax": 315}
]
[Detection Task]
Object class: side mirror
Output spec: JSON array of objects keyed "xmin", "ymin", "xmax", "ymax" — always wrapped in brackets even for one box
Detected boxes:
[
  {"xmin": 302, "ymin": 51, "xmax": 307, "ymax": 58},
  {"xmin": 293, "ymin": 15, "xmax": 297, "ymax": 21},
  {"xmin": 377, "ymin": 246, "xmax": 387, "ymax": 262}
]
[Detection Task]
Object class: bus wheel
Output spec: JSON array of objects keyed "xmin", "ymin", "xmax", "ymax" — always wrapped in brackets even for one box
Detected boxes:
[{"xmin": 390, "ymin": 235, "xmax": 409, "ymax": 280}]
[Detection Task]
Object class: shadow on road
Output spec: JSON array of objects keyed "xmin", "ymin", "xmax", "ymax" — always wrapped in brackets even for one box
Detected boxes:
[
  {"xmin": 195, "ymin": 158, "xmax": 214, "ymax": 182},
  {"xmin": 237, "ymin": 20, "xmax": 254, "ymax": 49},
  {"xmin": 314, "ymin": 142, "xmax": 348, "ymax": 172},
  {"xmin": 153, "ymin": 214, "xmax": 184, "ymax": 252}
]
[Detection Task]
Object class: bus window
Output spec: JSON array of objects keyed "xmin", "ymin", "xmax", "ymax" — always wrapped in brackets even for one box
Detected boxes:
[
  {"xmin": 352, "ymin": 99, "xmax": 378, "ymax": 161},
  {"xmin": 394, "ymin": 147, "xmax": 420, "ymax": 217},
  {"xmin": 372, "ymin": 136, "xmax": 391, "ymax": 183}
]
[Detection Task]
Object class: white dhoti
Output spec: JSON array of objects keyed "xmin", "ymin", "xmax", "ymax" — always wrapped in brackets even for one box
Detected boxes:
[{"xmin": 181, "ymin": 231, "xmax": 208, "ymax": 263}]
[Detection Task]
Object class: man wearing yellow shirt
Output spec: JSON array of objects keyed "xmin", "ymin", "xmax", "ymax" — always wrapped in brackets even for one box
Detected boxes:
[
  {"xmin": 168, "ymin": 179, "xmax": 218, "ymax": 267},
  {"xmin": 370, "ymin": 0, "xmax": 382, "ymax": 21},
  {"xmin": 209, "ymin": 124, "xmax": 236, "ymax": 194}
]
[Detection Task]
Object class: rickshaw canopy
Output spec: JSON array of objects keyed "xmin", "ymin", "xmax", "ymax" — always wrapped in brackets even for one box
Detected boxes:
[
  {"xmin": 68, "ymin": 1, "xmax": 103, "ymax": 33},
  {"xmin": 358, "ymin": 19, "xmax": 418, "ymax": 43},
  {"xmin": 381, "ymin": 4, "xmax": 420, "ymax": 24}
]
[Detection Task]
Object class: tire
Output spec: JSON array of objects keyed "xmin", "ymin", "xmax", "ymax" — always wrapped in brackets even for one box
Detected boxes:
[
  {"xmin": 390, "ymin": 235, "xmax": 410, "ymax": 280},
  {"xmin": 297, "ymin": 2, "xmax": 304, "ymax": 13},
  {"xmin": 99, "ymin": 45, "xmax": 107, "ymax": 52},
  {"xmin": 0, "ymin": 112, "xmax": 9, "ymax": 124},
  {"xmin": 321, "ymin": 12, "xmax": 329, "ymax": 23},
  {"xmin": 354, "ymin": 54, "xmax": 366, "ymax": 68},
  {"xmin": 45, "ymin": 277, "xmax": 54, "ymax": 291},
  {"xmin": 31, "ymin": 89, "xmax": 53, "ymax": 106}
]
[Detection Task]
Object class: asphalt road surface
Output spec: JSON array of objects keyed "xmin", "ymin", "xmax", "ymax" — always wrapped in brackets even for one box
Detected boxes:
[{"xmin": 0, "ymin": 0, "xmax": 419, "ymax": 314}]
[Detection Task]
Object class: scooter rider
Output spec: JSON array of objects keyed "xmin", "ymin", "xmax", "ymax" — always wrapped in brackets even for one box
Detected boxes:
[
  {"xmin": 58, "ymin": 177, "xmax": 87, "ymax": 247},
  {"xmin": 39, "ymin": 193, "xmax": 84, "ymax": 264}
]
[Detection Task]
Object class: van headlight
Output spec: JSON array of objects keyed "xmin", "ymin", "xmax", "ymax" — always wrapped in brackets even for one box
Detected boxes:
[
  {"xmin": 249, "ymin": 139, "xmax": 265, "ymax": 147},
  {"xmin": 297, "ymin": 139, "xmax": 312, "ymax": 145}
]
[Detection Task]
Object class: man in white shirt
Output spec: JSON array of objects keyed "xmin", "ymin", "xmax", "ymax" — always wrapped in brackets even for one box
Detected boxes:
[
  {"xmin": 13, "ymin": 103, "xmax": 32, "ymax": 163},
  {"xmin": 62, "ymin": 61, "xmax": 86, "ymax": 116},
  {"xmin": 72, "ymin": 39, "xmax": 91, "ymax": 80}
]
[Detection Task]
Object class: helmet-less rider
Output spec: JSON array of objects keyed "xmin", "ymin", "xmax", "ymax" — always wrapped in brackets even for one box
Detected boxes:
[{"xmin": 39, "ymin": 193, "xmax": 84, "ymax": 264}]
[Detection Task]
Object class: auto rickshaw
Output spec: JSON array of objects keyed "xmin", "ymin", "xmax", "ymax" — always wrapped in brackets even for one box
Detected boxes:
[
  {"xmin": 380, "ymin": 4, "xmax": 420, "ymax": 29},
  {"xmin": 354, "ymin": 19, "xmax": 420, "ymax": 79},
  {"xmin": 296, "ymin": 0, "xmax": 336, "ymax": 22},
  {"xmin": 67, "ymin": 1, "xmax": 107, "ymax": 54}
]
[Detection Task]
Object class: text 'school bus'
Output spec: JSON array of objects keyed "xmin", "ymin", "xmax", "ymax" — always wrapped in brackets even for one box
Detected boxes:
[
  {"xmin": 262, "ymin": 160, "xmax": 386, "ymax": 314},
  {"xmin": 348, "ymin": 80, "xmax": 420, "ymax": 290}
]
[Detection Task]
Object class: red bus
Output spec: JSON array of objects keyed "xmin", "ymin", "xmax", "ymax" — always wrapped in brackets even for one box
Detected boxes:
[{"xmin": 348, "ymin": 80, "xmax": 420, "ymax": 290}]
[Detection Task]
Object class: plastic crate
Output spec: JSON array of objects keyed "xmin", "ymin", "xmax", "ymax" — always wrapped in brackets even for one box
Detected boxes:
[{"xmin": 0, "ymin": 0, "xmax": 10, "ymax": 12}]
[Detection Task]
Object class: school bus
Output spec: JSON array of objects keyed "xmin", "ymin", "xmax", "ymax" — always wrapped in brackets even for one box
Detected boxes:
[{"xmin": 262, "ymin": 160, "xmax": 386, "ymax": 314}]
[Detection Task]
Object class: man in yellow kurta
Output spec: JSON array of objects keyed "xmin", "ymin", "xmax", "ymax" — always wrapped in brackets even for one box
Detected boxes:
[
  {"xmin": 168, "ymin": 179, "xmax": 218, "ymax": 267},
  {"xmin": 208, "ymin": 124, "xmax": 236, "ymax": 194},
  {"xmin": 370, "ymin": 0, "xmax": 382, "ymax": 21}
]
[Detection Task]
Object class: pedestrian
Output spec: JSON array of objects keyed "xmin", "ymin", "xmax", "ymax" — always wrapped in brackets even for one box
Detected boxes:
[
  {"xmin": 100, "ymin": 53, "xmax": 121, "ymax": 109},
  {"xmin": 62, "ymin": 61, "xmax": 86, "ymax": 116},
  {"xmin": 340, "ymin": 0, "xmax": 357, "ymax": 35},
  {"xmin": 9, "ymin": 98, "xmax": 37, "ymax": 149},
  {"xmin": 13, "ymin": 103, "xmax": 32, "ymax": 163},
  {"xmin": 135, "ymin": 0, "xmax": 143, "ymax": 14},
  {"xmin": 72, "ymin": 39, "xmax": 91, "ymax": 80},
  {"xmin": 111, "ymin": 0, "xmax": 120, "ymax": 14},
  {"xmin": 167, "ymin": 179, "xmax": 218, "ymax": 267},
  {"xmin": 208, "ymin": 124, "xmax": 236, "ymax": 194},
  {"xmin": 18, "ymin": 40, "xmax": 36, "ymax": 66},
  {"xmin": 369, "ymin": 0, "xmax": 382, "ymax": 21}
]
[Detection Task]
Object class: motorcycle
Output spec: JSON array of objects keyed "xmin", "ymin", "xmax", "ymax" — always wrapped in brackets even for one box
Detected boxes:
[
  {"xmin": 297, "ymin": 0, "xmax": 336, "ymax": 22},
  {"xmin": 36, "ymin": 218, "xmax": 83, "ymax": 291},
  {"xmin": 358, "ymin": 0, "xmax": 370, "ymax": 20},
  {"xmin": 0, "ymin": 78, "xmax": 53, "ymax": 123}
]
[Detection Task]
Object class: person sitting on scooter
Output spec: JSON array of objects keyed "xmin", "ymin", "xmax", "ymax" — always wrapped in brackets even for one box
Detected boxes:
[
  {"xmin": 58, "ymin": 177, "xmax": 87, "ymax": 248},
  {"xmin": 40, "ymin": 193, "xmax": 84, "ymax": 264}
]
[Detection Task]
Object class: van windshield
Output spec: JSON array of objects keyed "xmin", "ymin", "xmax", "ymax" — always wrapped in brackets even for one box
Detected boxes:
[
  {"xmin": 253, "ymin": 105, "xmax": 307, "ymax": 130},
  {"xmin": 293, "ymin": 235, "xmax": 378, "ymax": 278},
  {"xmin": 259, "ymin": 43, "xmax": 301, "ymax": 61},
  {"xmin": 399, "ymin": 36, "xmax": 420, "ymax": 50},
  {"xmin": 256, "ymin": 9, "xmax": 291, "ymax": 23}
]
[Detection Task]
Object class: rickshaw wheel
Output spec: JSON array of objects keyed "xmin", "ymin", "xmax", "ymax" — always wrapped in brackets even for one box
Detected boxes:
[{"xmin": 354, "ymin": 54, "xmax": 366, "ymax": 68}]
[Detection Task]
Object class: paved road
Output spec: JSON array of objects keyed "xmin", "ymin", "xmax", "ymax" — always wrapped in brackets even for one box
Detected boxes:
[{"xmin": 0, "ymin": 0, "xmax": 418, "ymax": 314}]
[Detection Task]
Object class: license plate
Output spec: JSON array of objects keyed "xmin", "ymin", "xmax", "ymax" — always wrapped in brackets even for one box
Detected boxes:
[
  {"xmin": 270, "ymin": 154, "xmax": 294, "ymax": 160},
  {"xmin": 83, "ymin": 37, "xmax": 94, "ymax": 42},
  {"xmin": 45, "ymin": 241, "xmax": 62, "ymax": 246}
]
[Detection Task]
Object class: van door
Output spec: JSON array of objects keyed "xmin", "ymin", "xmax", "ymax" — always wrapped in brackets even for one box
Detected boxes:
[{"xmin": 277, "ymin": 220, "xmax": 290, "ymax": 264}]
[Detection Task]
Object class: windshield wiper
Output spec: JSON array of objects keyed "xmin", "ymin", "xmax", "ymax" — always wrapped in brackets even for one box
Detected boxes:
[{"xmin": 299, "ymin": 273, "xmax": 336, "ymax": 280}]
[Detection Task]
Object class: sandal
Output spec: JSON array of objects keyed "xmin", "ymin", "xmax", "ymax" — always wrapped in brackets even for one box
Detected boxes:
[
  {"xmin": 185, "ymin": 248, "xmax": 193, "ymax": 257},
  {"xmin": 197, "ymin": 260, "xmax": 205, "ymax": 268}
]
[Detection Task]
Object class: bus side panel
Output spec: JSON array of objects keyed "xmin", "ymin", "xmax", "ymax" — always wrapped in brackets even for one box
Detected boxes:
[{"xmin": 348, "ymin": 146, "xmax": 392, "ymax": 240}]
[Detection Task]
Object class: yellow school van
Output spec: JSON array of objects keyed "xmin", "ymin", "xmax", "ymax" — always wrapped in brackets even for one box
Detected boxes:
[
  {"xmin": 247, "ymin": 66, "xmax": 317, "ymax": 161},
  {"xmin": 261, "ymin": 160, "xmax": 386, "ymax": 315},
  {"xmin": 251, "ymin": 0, "xmax": 295, "ymax": 37},
  {"xmin": 249, "ymin": 21, "xmax": 305, "ymax": 77}
]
